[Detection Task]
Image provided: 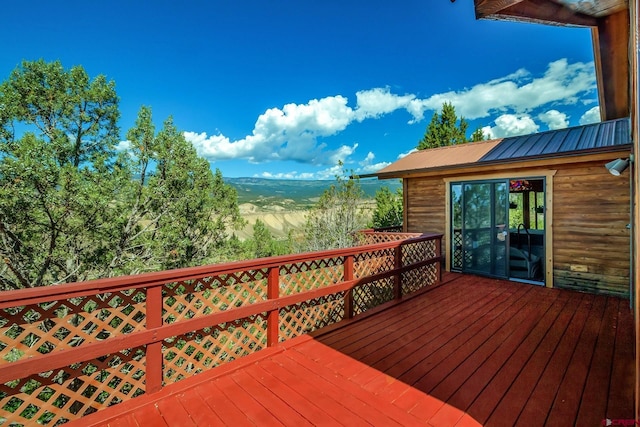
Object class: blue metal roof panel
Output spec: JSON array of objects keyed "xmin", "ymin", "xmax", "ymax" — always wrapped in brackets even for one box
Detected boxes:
[{"xmin": 479, "ymin": 117, "xmax": 631, "ymax": 163}]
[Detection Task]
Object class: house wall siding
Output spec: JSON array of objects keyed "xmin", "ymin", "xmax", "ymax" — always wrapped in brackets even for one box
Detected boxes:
[
  {"xmin": 403, "ymin": 161, "xmax": 631, "ymax": 297},
  {"xmin": 553, "ymin": 163, "xmax": 631, "ymax": 297}
]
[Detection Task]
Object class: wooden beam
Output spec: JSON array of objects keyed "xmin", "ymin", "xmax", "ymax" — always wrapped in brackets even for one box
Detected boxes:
[
  {"xmin": 474, "ymin": 0, "xmax": 524, "ymax": 18},
  {"xmin": 593, "ymin": 8, "xmax": 631, "ymax": 121},
  {"xmin": 475, "ymin": 0, "xmax": 597, "ymax": 27}
]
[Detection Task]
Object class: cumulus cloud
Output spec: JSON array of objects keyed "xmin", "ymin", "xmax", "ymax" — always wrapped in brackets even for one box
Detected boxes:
[
  {"xmin": 184, "ymin": 58, "xmax": 596, "ymax": 169},
  {"xmin": 538, "ymin": 110, "xmax": 569, "ymax": 130},
  {"xmin": 115, "ymin": 140, "xmax": 132, "ymax": 151},
  {"xmin": 579, "ymin": 106, "xmax": 601, "ymax": 125},
  {"xmin": 357, "ymin": 151, "xmax": 391, "ymax": 174},
  {"xmin": 412, "ymin": 59, "xmax": 596, "ymax": 120},
  {"xmin": 482, "ymin": 114, "xmax": 540, "ymax": 139}
]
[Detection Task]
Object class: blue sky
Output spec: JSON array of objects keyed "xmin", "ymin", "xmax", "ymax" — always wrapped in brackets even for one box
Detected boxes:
[{"xmin": 2, "ymin": 1, "xmax": 597, "ymax": 179}]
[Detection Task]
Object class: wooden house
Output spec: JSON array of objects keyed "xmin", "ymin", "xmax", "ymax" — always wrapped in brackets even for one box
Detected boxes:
[{"xmin": 372, "ymin": 118, "xmax": 633, "ymax": 297}]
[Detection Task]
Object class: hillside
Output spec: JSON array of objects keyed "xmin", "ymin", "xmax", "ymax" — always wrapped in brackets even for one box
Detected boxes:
[{"xmin": 226, "ymin": 178, "xmax": 399, "ymax": 239}]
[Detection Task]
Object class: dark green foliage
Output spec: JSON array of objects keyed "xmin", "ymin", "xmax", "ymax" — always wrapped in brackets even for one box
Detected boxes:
[
  {"xmin": 417, "ymin": 102, "xmax": 485, "ymax": 149},
  {"xmin": 0, "ymin": 60, "xmax": 243, "ymax": 289},
  {"xmin": 372, "ymin": 185, "xmax": 403, "ymax": 228}
]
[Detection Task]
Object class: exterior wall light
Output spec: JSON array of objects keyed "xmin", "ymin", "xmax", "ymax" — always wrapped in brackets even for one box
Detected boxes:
[{"xmin": 605, "ymin": 155, "xmax": 634, "ymax": 176}]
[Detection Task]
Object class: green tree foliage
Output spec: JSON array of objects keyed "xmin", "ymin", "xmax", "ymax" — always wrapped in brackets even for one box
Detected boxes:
[
  {"xmin": 470, "ymin": 127, "xmax": 486, "ymax": 142},
  {"xmin": 0, "ymin": 60, "xmax": 243, "ymax": 290},
  {"xmin": 301, "ymin": 168, "xmax": 368, "ymax": 251},
  {"xmin": 417, "ymin": 102, "xmax": 485, "ymax": 149},
  {"xmin": 371, "ymin": 185, "xmax": 403, "ymax": 228},
  {"xmin": 251, "ymin": 219, "xmax": 276, "ymax": 258}
]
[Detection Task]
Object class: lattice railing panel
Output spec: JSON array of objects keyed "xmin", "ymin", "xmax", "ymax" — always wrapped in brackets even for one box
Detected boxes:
[
  {"xmin": 402, "ymin": 239, "xmax": 437, "ymax": 266},
  {"xmin": 279, "ymin": 293, "xmax": 345, "ymax": 341},
  {"xmin": 279, "ymin": 258, "xmax": 344, "ymax": 295},
  {"xmin": 352, "ymin": 278, "xmax": 395, "ymax": 315},
  {"xmin": 453, "ymin": 229, "xmax": 463, "ymax": 270},
  {"xmin": 402, "ymin": 264, "xmax": 439, "ymax": 295},
  {"xmin": 0, "ymin": 346, "xmax": 146, "ymax": 426},
  {"xmin": 353, "ymin": 248, "xmax": 395, "ymax": 279},
  {"xmin": 162, "ymin": 314, "xmax": 267, "ymax": 385},
  {"xmin": 0, "ymin": 289, "xmax": 147, "ymax": 365},
  {"xmin": 162, "ymin": 270, "xmax": 268, "ymax": 324}
]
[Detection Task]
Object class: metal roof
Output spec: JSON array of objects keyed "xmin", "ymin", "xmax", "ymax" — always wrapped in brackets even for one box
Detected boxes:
[
  {"xmin": 373, "ymin": 139, "xmax": 503, "ymax": 176},
  {"xmin": 480, "ymin": 117, "xmax": 631, "ymax": 162},
  {"xmin": 374, "ymin": 118, "xmax": 631, "ymax": 178}
]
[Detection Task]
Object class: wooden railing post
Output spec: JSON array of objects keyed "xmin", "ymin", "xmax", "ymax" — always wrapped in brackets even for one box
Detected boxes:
[
  {"xmin": 267, "ymin": 266, "xmax": 280, "ymax": 347},
  {"xmin": 344, "ymin": 255, "xmax": 354, "ymax": 319},
  {"xmin": 146, "ymin": 285, "xmax": 163, "ymax": 394},
  {"xmin": 394, "ymin": 245, "xmax": 402, "ymax": 300}
]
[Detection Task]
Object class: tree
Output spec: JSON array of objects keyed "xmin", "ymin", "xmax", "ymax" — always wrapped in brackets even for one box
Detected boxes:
[
  {"xmin": 251, "ymin": 219, "xmax": 275, "ymax": 258},
  {"xmin": 301, "ymin": 167, "xmax": 368, "ymax": 251},
  {"xmin": 372, "ymin": 185, "xmax": 403, "ymax": 228},
  {"xmin": 0, "ymin": 60, "xmax": 243, "ymax": 290},
  {"xmin": 417, "ymin": 102, "xmax": 485, "ymax": 149}
]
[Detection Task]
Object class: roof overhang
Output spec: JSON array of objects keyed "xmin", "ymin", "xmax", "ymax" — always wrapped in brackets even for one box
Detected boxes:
[
  {"xmin": 376, "ymin": 146, "xmax": 632, "ymax": 180},
  {"xmin": 473, "ymin": 0, "xmax": 630, "ymax": 121}
]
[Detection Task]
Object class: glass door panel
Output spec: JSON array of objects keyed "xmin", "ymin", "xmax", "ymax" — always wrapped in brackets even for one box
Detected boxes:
[{"xmin": 457, "ymin": 181, "xmax": 508, "ymax": 278}]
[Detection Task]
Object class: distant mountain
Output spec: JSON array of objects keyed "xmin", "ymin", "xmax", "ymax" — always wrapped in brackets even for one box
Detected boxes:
[{"xmin": 226, "ymin": 177, "xmax": 401, "ymax": 207}]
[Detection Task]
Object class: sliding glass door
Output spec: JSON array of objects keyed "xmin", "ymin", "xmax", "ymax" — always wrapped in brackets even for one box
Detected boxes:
[{"xmin": 451, "ymin": 180, "xmax": 508, "ymax": 278}]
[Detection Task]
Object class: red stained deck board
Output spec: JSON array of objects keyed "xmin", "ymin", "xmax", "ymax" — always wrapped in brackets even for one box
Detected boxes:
[
  {"xmin": 175, "ymin": 389, "xmax": 226, "ymax": 426},
  {"xmin": 543, "ymin": 295, "xmax": 606, "ymax": 426},
  {"xmin": 486, "ymin": 292, "xmax": 597, "ymax": 427},
  {"xmin": 196, "ymin": 383, "xmax": 258, "ymax": 427},
  {"xmin": 131, "ymin": 403, "xmax": 167, "ymax": 427},
  {"xmin": 359, "ymin": 286, "xmax": 507, "ymax": 370},
  {"xmin": 105, "ymin": 414, "xmax": 139, "ymax": 427},
  {"xmin": 574, "ymin": 297, "xmax": 619, "ymax": 425},
  {"xmin": 405, "ymin": 284, "xmax": 534, "ymax": 392},
  {"xmin": 260, "ymin": 357, "xmax": 372, "ymax": 426},
  {"xmin": 379, "ymin": 284, "xmax": 530, "ymax": 384},
  {"xmin": 465, "ymin": 292, "xmax": 586, "ymax": 425},
  {"xmin": 605, "ymin": 299, "xmax": 635, "ymax": 420},
  {"xmin": 282, "ymin": 347, "xmax": 426, "ymax": 427},
  {"xmin": 342, "ymin": 283, "xmax": 508, "ymax": 381},
  {"xmin": 155, "ymin": 396, "xmax": 196, "ymax": 426},
  {"xmin": 210, "ymin": 372, "xmax": 281, "ymax": 425},
  {"xmin": 233, "ymin": 364, "xmax": 314, "ymax": 427},
  {"xmin": 320, "ymin": 277, "xmax": 472, "ymax": 351},
  {"xmin": 513, "ymin": 293, "xmax": 595, "ymax": 427},
  {"xmin": 427, "ymin": 284, "xmax": 551, "ymax": 402},
  {"xmin": 447, "ymin": 289, "xmax": 572, "ymax": 420}
]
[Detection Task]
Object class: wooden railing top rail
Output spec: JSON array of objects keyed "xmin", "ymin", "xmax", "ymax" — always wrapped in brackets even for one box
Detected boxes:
[{"xmin": 0, "ymin": 232, "xmax": 441, "ymax": 308}]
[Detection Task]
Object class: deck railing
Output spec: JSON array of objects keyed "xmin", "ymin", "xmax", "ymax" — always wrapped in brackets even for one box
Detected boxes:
[{"xmin": 0, "ymin": 231, "xmax": 442, "ymax": 426}]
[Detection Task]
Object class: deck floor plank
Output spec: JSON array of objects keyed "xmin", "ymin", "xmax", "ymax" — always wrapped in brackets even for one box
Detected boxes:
[
  {"xmin": 175, "ymin": 389, "xmax": 227, "ymax": 426},
  {"xmin": 449, "ymin": 289, "xmax": 572, "ymax": 423},
  {"xmin": 488, "ymin": 292, "xmax": 597, "ymax": 427},
  {"xmin": 574, "ymin": 297, "xmax": 619, "ymax": 426},
  {"xmin": 606, "ymin": 298, "xmax": 636, "ymax": 420},
  {"xmin": 70, "ymin": 275, "xmax": 634, "ymax": 427}
]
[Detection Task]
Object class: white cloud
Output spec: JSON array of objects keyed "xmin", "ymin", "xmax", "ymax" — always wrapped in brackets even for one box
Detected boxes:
[
  {"xmin": 411, "ymin": 59, "xmax": 595, "ymax": 120},
  {"xmin": 397, "ymin": 148, "xmax": 417, "ymax": 159},
  {"xmin": 579, "ymin": 106, "xmax": 601, "ymax": 125},
  {"xmin": 482, "ymin": 114, "xmax": 540, "ymax": 139},
  {"xmin": 185, "ymin": 95, "xmax": 356, "ymax": 166},
  {"xmin": 184, "ymin": 58, "xmax": 596, "ymax": 167},
  {"xmin": 353, "ymin": 87, "xmax": 416, "ymax": 121},
  {"xmin": 115, "ymin": 140, "xmax": 132, "ymax": 151},
  {"xmin": 257, "ymin": 171, "xmax": 315, "ymax": 180},
  {"xmin": 357, "ymin": 151, "xmax": 391, "ymax": 174},
  {"xmin": 538, "ymin": 110, "xmax": 569, "ymax": 130}
]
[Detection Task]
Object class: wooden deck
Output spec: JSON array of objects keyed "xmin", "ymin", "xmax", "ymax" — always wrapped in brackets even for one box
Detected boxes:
[{"xmin": 74, "ymin": 274, "xmax": 635, "ymax": 426}]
